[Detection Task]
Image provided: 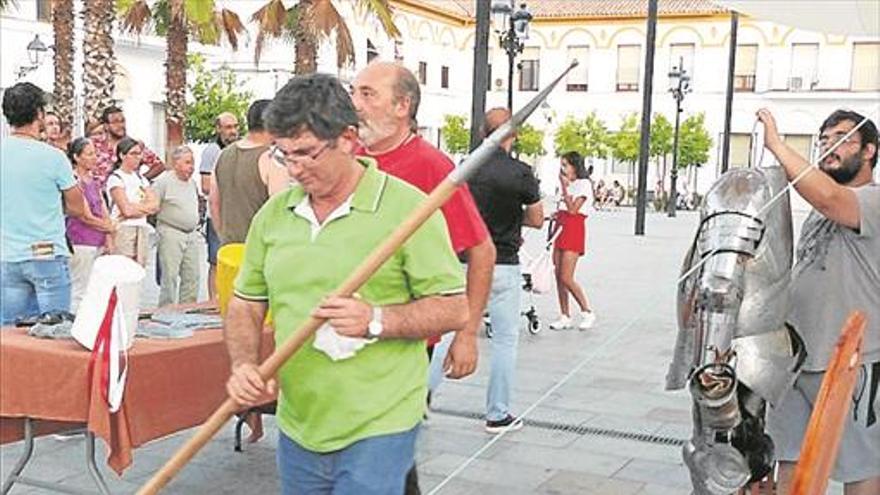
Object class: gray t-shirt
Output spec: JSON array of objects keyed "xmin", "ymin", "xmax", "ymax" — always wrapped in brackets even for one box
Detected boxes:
[
  {"xmin": 200, "ymin": 142, "xmax": 222, "ymax": 220},
  {"xmin": 199, "ymin": 142, "xmax": 222, "ymax": 175},
  {"xmin": 789, "ymin": 183, "xmax": 880, "ymax": 371},
  {"xmin": 154, "ymin": 172, "xmax": 200, "ymax": 232}
]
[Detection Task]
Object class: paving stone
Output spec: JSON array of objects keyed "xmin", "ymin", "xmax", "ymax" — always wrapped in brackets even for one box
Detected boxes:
[
  {"xmin": 611, "ymin": 458, "xmax": 692, "ymax": 489},
  {"xmin": 536, "ymin": 469, "xmax": 645, "ymax": 495}
]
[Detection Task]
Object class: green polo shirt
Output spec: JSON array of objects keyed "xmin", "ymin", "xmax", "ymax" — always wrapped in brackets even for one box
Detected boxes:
[{"xmin": 234, "ymin": 158, "xmax": 464, "ymax": 452}]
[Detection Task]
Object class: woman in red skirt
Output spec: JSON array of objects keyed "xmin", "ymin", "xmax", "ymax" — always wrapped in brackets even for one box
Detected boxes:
[{"xmin": 550, "ymin": 151, "xmax": 596, "ymax": 330}]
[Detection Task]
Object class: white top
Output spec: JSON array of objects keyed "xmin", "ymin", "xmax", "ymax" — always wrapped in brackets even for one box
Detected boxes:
[
  {"xmin": 566, "ymin": 178, "xmax": 595, "ymax": 216},
  {"xmin": 106, "ymin": 169, "xmax": 150, "ymax": 227}
]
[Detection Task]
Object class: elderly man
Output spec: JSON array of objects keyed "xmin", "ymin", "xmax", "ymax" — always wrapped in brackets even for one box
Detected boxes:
[
  {"xmin": 758, "ymin": 108, "xmax": 879, "ymax": 495},
  {"xmin": 225, "ymin": 74, "xmax": 468, "ymax": 495},
  {"xmin": 199, "ymin": 112, "xmax": 239, "ymax": 300},
  {"xmin": 352, "ymin": 61, "xmax": 494, "ymax": 379},
  {"xmin": 352, "ymin": 61, "xmax": 494, "ymax": 493},
  {"xmin": 1, "ymin": 82, "xmax": 86, "ymax": 324},
  {"xmin": 153, "ymin": 146, "xmax": 202, "ymax": 307}
]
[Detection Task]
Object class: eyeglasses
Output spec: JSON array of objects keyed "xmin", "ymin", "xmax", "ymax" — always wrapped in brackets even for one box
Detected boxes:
[
  {"xmin": 271, "ymin": 141, "xmax": 332, "ymax": 166},
  {"xmin": 817, "ymin": 132, "xmax": 860, "ymax": 149}
]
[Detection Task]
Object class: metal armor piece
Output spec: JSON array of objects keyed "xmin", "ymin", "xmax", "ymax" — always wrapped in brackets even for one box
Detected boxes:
[{"xmin": 666, "ymin": 166, "xmax": 805, "ymax": 494}]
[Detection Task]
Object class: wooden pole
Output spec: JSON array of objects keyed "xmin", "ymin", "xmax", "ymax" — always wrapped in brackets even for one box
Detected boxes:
[
  {"xmin": 789, "ymin": 311, "xmax": 866, "ymax": 495},
  {"xmin": 137, "ymin": 181, "xmax": 457, "ymax": 495},
  {"xmin": 137, "ymin": 61, "xmax": 579, "ymax": 495}
]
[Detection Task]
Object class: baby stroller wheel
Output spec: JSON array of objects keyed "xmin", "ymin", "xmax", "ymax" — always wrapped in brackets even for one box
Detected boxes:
[{"xmin": 528, "ymin": 315, "xmax": 540, "ymax": 334}]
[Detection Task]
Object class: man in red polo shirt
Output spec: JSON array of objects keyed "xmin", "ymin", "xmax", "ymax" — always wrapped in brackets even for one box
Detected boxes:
[{"xmin": 352, "ymin": 61, "xmax": 495, "ymax": 385}]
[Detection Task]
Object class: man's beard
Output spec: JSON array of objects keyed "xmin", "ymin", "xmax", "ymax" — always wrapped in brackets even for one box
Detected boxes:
[
  {"xmin": 358, "ymin": 115, "xmax": 398, "ymax": 148},
  {"xmin": 821, "ymin": 152, "xmax": 862, "ymax": 184}
]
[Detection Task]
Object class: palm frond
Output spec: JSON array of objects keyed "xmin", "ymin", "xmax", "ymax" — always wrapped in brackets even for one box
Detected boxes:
[
  {"xmin": 118, "ymin": 0, "xmax": 153, "ymax": 35},
  {"xmin": 356, "ymin": 0, "xmax": 400, "ymax": 38},
  {"xmin": 183, "ymin": 0, "xmax": 213, "ymax": 26},
  {"xmin": 250, "ymin": 0, "xmax": 288, "ymax": 64},
  {"xmin": 305, "ymin": 0, "xmax": 341, "ymax": 39},
  {"xmin": 215, "ymin": 8, "xmax": 246, "ymax": 50},
  {"xmin": 334, "ymin": 16, "xmax": 355, "ymax": 68}
]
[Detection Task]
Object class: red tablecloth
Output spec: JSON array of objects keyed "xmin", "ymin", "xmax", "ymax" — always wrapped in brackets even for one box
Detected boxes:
[{"xmin": 1, "ymin": 322, "xmax": 274, "ymax": 474}]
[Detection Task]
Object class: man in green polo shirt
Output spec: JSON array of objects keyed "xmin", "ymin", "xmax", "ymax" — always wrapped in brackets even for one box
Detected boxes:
[{"xmin": 224, "ymin": 74, "xmax": 468, "ymax": 495}]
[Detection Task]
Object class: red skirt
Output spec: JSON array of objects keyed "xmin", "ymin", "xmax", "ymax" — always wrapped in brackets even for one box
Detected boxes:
[{"xmin": 555, "ymin": 211, "xmax": 586, "ymax": 255}]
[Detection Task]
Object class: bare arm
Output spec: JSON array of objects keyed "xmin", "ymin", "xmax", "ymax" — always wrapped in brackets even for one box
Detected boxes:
[
  {"xmin": 561, "ymin": 182, "xmax": 587, "ymax": 213},
  {"xmin": 200, "ymin": 173, "xmax": 212, "ymax": 196},
  {"xmin": 441, "ymin": 237, "xmax": 496, "ymax": 378},
  {"xmin": 109, "ymin": 187, "xmax": 145, "ymax": 219},
  {"xmin": 523, "ymin": 202, "xmax": 544, "ymax": 228},
  {"xmin": 76, "ymin": 199, "xmax": 113, "ymax": 231},
  {"xmin": 313, "ymin": 293, "xmax": 469, "ymax": 340},
  {"xmin": 140, "ymin": 146, "xmax": 166, "ymax": 180},
  {"xmin": 224, "ymin": 297, "xmax": 266, "ymax": 369},
  {"xmin": 266, "ymin": 162, "xmax": 292, "ymax": 196},
  {"xmin": 224, "ymin": 296, "xmax": 275, "ymax": 408},
  {"xmin": 62, "ymin": 185, "xmax": 86, "ymax": 219},
  {"xmin": 209, "ymin": 175, "xmax": 222, "ymax": 231},
  {"xmin": 757, "ymin": 108, "xmax": 862, "ymax": 229},
  {"xmin": 139, "ymin": 187, "xmax": 160, "ymax": 215}
]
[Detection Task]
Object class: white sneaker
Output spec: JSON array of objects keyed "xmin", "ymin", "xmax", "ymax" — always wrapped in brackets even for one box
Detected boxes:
[
  {"xmin": 578, "ymin": 311, "xmax": 596, "ymax": 330},
  {"xmin": 549, "ymin": 316, "xmax": 571, "ymax": 330}
]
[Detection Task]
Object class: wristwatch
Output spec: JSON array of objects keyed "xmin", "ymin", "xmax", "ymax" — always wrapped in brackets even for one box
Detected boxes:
[{"xmin": 367, "ymin": 305, "xmax": 384, "ymax": 338}]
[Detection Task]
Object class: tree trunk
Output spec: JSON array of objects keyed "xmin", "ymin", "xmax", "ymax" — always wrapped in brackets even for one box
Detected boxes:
[
  {"xmin": 294, "ymin": 0, "xmax": 317, "ymax": 74},
  {"xmin": 165, "ymin": 0, "xmax": 188, "ymax": 158},
  {"xmin": 52, "ymin": 0, "xmax": 75, "ymax": 131},
  {"xmin": 294, "ymin": 29, "xmax": 317, "ymax": 74},
  {"xmin": 82, "ymin": 0, "xmax": 116, "ymax": 124}
]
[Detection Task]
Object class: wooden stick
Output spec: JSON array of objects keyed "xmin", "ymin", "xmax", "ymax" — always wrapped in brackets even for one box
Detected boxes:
[
  {"xmin": 789, "ymin": 311, "xmax": 866, "ymax": 495},
  {"xmin": 137, "ymin": 61, "xmax": 581, "ymax": 495},
  {"xmin": 137, "ymin": 180, "xmax": 457, "ymax": 495}
]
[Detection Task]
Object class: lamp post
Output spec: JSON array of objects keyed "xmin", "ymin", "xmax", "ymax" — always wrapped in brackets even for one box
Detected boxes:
[
  {"xmin": 491, "ymin": 0, "xmax": 532, "ymax": 111},
  {"xmin": 16, "ymin": 34, "xmax": 49, "ymax": 80},
  {"xmin": 667, "ymin": 56, "xmax": 690, "ymax": 218}
]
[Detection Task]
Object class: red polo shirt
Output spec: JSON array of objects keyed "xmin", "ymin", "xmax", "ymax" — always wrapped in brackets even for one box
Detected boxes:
[
  {"xmin": 360, "ymin": 136, "xmax": 489, "ymax": 347},
  {"xmin": 359, "ymin": 136, "xmax": 489, "ymax": 255}
]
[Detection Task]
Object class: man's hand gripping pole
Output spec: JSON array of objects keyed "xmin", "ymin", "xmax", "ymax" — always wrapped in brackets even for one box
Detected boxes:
[{"xmin": 136, "ymin": 60, "xmax": 579, "ymax": 495}]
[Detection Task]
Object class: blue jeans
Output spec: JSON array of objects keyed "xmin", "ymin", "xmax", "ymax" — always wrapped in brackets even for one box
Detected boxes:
[
  {"xmin": 1, "ymin": 257, "xmax": 72, "ymax": 324},
  {"xmin": 485, "ymin": 265, "xmax": 522, "ymax": 421},
  {"xmin": 277, "ymin": 426, "xmax": 419, "ymax": 495}
]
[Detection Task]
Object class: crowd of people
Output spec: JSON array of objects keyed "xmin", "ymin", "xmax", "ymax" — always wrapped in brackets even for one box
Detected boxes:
[{"xmin": 1, "ymin": 61, "xmax": 877, "ymax": 494}]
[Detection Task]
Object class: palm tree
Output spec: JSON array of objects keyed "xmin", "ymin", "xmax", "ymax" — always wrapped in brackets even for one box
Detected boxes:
[
  {"xmin": 51, "ymin": 0, "xmax": 75, "ymax": 130},
  {"xmin": 251, "ymin": 0, "xmax": 399, "ymax": 74},
  {"xmin": 83, "ymin": 0, "xmax": 117, "ymax": 124},
  {"xmin": 118, "ymin": 0, "xmax": 245, "ymax": 154}
]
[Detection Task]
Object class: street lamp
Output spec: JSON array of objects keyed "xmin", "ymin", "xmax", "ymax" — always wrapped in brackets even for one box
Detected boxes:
[
  {"xmin": 667, "ymin": 56, "xmax": 691, "ymax": 217},
  {"xmin": 16, "ymin": 34, "xmax": 49, "ymax": 80},
  {"xmin": 491, "ymin": 0, "xmax": 532, "ymax": 110}
]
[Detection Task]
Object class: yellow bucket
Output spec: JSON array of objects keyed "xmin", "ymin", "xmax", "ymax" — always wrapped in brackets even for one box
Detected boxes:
[
  {"xmin": 217, "ymin": 243, "xmax": 245, "ymax": 318},
  {"xmin": 217, "ymin": 243, "xmax": 273, "ymax": 325}
]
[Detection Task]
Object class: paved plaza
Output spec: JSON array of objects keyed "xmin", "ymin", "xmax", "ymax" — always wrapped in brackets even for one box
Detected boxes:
[{"xmin": 2, "ymin": 206, "xmax": 844, "ymax": 495}]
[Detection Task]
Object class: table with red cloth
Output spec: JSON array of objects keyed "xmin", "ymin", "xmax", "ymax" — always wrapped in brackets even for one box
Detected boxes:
[{"xmin": 0, "ymin": 323, "xmax": 274, "ymax": 476}]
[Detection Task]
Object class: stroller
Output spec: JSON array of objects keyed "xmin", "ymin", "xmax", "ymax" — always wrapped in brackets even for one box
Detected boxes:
[{"xmin": 485, "ymin": 220, "xmax": 561, "ymax": 337}]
